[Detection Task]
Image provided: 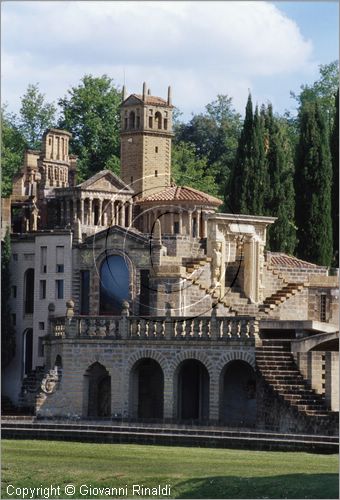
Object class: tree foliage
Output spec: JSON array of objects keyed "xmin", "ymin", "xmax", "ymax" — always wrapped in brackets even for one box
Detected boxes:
[
  {"xmin": 1, "ymin": 107, "xmax": 27, "ymax": 197},
  {"xmin": 1, "ymin": 229, "xmax": 16, "ymax": 367},
  {"xmin": 19, "ymin": 83, "xmax": 56, "ymax": 149},
  {"xmin": 171, "ymin": 141, "xmax": 220, "ymax": 198},
  {"xmin": 295, "ymin": 100, "xmax": 333, "ymax": 266},
  {"xmin": 58, "ymin": 75, "xmax": 122, "ymax": 181}
]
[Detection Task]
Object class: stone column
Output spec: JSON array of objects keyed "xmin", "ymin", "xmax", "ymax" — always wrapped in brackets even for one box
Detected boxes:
[
  {"xmin": 98, "ymin": 199, "xmax": 103, "ymax": 226},
  {"xmin": 80, "ymin": 198, "xmax": 85, "ymax": 225},
  {"xmin": 88, "ymin": 198, "xmax": 93, "ymax": 225},
  {"xmin": 111, "ymin": 201, "xmax": 115, "ymax": 225},
  {"xmin": 202, "ymin": 211, "xmax": 208, "ymax": 238},
  {"xmin": 196, "ymin": 209, "xmax": 201, "ymax": 238},
  {"xmin": 119, "ymin": 202, "xmax": 125, "ymax": 226},
  {"xmin": 163, "ymin": 375, "xmax": 174, "ymax": 421},
  {"xmin": 209, "ymin": 373, "xmax": 220, "ymax": 423},
  {"xmin": 178, "ymin": 210, "xmax": 183, "ymax": 235},
  {"xmin": 170, "ymin": 211, "xmax": 174, "ymax": 235},
  {"xmin": 188, "ymin": 209, "xmax": 193, "ymax": 237},
  {"xmin": 128, "ymin": 202, "xmax": 133, "ymax": 227},
  {"xmin": 243, "ymin": 236, "xmax": 260, "ymax": 303}
]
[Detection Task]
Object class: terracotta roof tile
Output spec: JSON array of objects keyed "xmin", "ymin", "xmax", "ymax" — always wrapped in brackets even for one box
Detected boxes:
[
  {"xmin": 139, "ymin": 185, "xmax": 222, "ymax": 206},
  {"xmin": 267, "ymin": 252, "xmax": 325, "ymax": 269},
  {"xmin": 133, "ymin": 94, "xmax": 168, "ymax": 106}
]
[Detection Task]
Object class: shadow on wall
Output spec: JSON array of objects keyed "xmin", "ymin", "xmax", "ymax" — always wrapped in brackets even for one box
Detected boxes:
[{"xmin": 173, "ymin": 473, "xmax": 339, "ymax": 499}]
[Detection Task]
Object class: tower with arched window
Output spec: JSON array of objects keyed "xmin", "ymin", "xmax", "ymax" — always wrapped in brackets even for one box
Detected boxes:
[{"xmin": 120, "ymin": 83, "xmax": 173, "ymax": 198}]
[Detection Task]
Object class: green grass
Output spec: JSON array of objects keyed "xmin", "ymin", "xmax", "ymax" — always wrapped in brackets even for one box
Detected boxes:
[{"xmin": 1, "ymin": 440, "xmax": 338, "ymax": 499}]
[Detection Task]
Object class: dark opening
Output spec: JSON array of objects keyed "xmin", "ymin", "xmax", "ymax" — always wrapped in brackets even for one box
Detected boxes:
[
  {"xmin": 178, "ymin": 360, "xmax": 209, "ymax": 421},
  {"xmin": 220, "ymin": 360, "xmax": 256, "ymax": 427},
  {"xmin": 129, "ymin": 111, "xmax": 136, "ymax": 129},
  {"xmin": 94, "ymin": 204, "xmax": 99, "ymax": 225},
  {"xmin": 80, "ymin": 270, "xmax": 90, "ymax": 315},
  {"xmin": 139, "ymin": 270, "xmax": 150, "ymax": 316},
  {"xmin": 24, "ymin": 329, "xmax": 33, "ymax": 375},
  {"xmin": 100, "ymin": 255, "xmax": 129, "ymax": 315},
  {"xmin": 85, "ymin": 362, "xmax": 111, "ymax": 417},
  {"xmin": 132, "ymin": 359, "xmax": 164, "ymax": 420},
  {"xmin": 24, "ymin": 269, "xmax": 34, "ymax": 314}
]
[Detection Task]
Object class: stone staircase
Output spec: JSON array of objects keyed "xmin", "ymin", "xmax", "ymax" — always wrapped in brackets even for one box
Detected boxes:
[
  {"xmin": 259, "ymin": 282, "xmax": 307, "ymax": 315},
  {"xmin": 256, "ymin": 340, "xmax": 333, "ymax": 418},
  {"xmin": 18, "ymin": 367, "xmax": 45, "ymax": 411}
]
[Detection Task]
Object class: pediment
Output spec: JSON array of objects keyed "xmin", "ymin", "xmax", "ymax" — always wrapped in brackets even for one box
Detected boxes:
[
  {"xmin": 77, "ymin": 170, "xmax": 134, "ymax": 194},
  {"xmin": 122, "ymin": 95, "xmax": 143, "ymax": 107}
]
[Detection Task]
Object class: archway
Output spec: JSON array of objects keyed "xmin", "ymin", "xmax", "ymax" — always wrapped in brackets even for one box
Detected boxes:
[
  {"xmin": 177, "ymin": 359, "xmax": 209, "ymax": 421},
  {"xmin": 220, "ymin": 360, "xmax": 256, "ymax": 426},
  {"xmin": 99, "ymin": 255, "xmax": 130, "ymax": 315},
  {"xmin": 129, "ymin": 111, "xmax": 136, "ymax": 129},
  {"xmin": 84, "ymin": 362, "xmax": 111, "ymax": 417},
  {"xmin": 155, "ymin": 111, "xmax": 162, "ymax": 130},
  {"xmin": 23, "ymin": 329, "xmax": 33, "ymax": 375},
  {"xmin": 130, "ymin": 358, "xmax": 164, "ymax": 420}
]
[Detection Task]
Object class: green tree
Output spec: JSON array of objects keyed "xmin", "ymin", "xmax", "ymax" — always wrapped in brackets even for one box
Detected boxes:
[
  {"xmin": 295, "ymin": 100, "xmax": 333, "ymax": 266},
  {"xmin": 330, "ymin": 88, "xmax": 339, "ymax": 266},
  {"xmin": 1, "ymin": 107, "xmax": 27, "ymax": 196},
  {"xmin": 1, "ymin": 229, "xmax": 16, "ymax": 368},
  {"xmin": 171, "ymin": 141, "xmax": 220, "ymax": 198},
  {"xmin": 265, "ymin": 105, "xmax": 296, "ymax": 253},
  {"xmin": 175, "ymin": 95, "xmax": 241, "ymax": 200},
  {"xmin": 58, "ymin": 75, "xmax": 122, "ymax": 181},
  {"xmin": 19, "ymin": 83, "xmax": 56, "ymax": 149}
]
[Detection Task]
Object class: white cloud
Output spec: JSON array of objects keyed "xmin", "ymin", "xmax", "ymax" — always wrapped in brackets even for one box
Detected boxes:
[{"xmin": 1, "ymin": 1, "xmax": 315, "ymax": 118}]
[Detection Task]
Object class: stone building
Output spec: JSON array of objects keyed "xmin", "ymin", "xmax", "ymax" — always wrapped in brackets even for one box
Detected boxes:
[{"xmin": 1, "ymin": 84, "xmax": 339, "ymax": 434}]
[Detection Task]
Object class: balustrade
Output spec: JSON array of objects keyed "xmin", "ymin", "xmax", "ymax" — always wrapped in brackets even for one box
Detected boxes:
[{"xmin": 50, "ymin": 315, "xmax": 258, "ymax": 341}]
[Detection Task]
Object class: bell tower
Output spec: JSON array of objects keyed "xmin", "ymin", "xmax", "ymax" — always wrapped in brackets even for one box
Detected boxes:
[{"xmin": 120, "ymin": 83, "xmax": 173, "ymax": 198}]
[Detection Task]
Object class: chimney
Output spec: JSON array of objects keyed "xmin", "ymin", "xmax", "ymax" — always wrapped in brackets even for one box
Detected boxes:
[
  {"xmin": 142, "ymin": 82, "xmax": 147, "ymax": 101},
  {"xmin": 167, "ymin": 86, "xmax": 172, "ymax": 106}
]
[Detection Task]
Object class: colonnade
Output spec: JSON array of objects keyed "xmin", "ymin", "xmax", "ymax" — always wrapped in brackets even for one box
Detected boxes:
[
  {"xmin": 57, "ymin": 196, "xmax": 133, "ymax": 228},
  {"xmin": 142, "ymin": 207, "xmax": 210, "ymax": 238}
]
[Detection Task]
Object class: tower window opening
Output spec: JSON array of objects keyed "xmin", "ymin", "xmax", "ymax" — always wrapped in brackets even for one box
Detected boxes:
[
  {"xmin": 164, "ymin": 119, "xmax": 168, "ymax": 130},
  {"xmin": 155, "ymin": 111, "xmax": 162, "ymax": 130},
  {"xmin": 155, "ymin": 170, "xmax": 158, "ymax": 177},
  {"xmin": 129, "ymin": 111, "xmax": 136, "ymax": 129},
  {"xmin": 149, "ymin": 117, "xmax": 153, "ymax": 128},
  {"xmin": 136, "ymin": 115, "xmax": 140, "ymax": 128},
  {"xmin": 124, "ymin": 118, "xmax": 128, "ymax": 130},
  {"xmin": 155, "ymin": 147, "xmax": 158, "ymax": 153}
]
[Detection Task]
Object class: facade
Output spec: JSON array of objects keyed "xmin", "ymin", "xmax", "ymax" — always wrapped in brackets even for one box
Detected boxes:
[{"xmin": 2, "ymin": 84, "xmax": 339, "ymax": 434}]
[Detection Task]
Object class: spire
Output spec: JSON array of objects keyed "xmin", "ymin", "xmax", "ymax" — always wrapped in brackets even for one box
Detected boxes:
[
  {"xmin": 122, "ymin": 85, "xmax": 127, "ymax": 101},
  {"xmin": 142, "ymin": 82, "xmax": 147, "ymax": 101}
]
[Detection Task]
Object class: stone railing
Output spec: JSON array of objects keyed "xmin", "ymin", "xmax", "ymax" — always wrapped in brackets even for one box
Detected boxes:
[{"xmin": 49, "ymin": 314, "xmax": 258, "ymax": 341}]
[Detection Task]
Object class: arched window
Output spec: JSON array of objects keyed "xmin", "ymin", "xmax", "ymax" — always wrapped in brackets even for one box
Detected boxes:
[
  {"xmin": 99, "ymin": 255, "xmax": 130, "ymax": 315},
  {"xmin": 24, "ymin": 269, "xmax": 34, "ymax": 314},
  {"xmin": 129, "ymin": 111, "xmax": 136, "ymax": 129},
  {"xmin": 83, "ymin": 362, "xmax": 111, "ymax": 417},
  {"xmin": 155, "ymin": 111, "xmax": 162, "ymax": 130}
]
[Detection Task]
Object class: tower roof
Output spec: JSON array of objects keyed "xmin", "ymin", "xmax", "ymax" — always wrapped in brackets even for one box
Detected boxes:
[{"xmin": 138, "ymin": 185, "xmax": 222, "ymax": 206}]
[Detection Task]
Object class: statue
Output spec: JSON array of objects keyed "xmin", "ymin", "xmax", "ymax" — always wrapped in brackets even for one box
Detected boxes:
[
  {"xmin": 212, "ymin": 241, "xmax": 222, "ymax": 287},
  {"xmin": 30, "ymin": 197, "xmax": 40, "ymax": 231}
]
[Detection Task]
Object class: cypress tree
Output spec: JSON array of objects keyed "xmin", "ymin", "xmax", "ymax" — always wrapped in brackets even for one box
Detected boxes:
[
  {"xmin": 229, "ymin": 94, "xmax": 253, "ymax": 213},
  {"xmin": 1, "ymin": 229, "xmax": 16, "ymax": 367},
  {"xmin": 331, "ymin": 88, "xmax": 339, "ymax": 266},
  {"xmin": 265, "ymin": 105, "xmax": 296, "ymax": 254},
  {"xmin": 250, "ymin": 105, "xmax": 267, "ymax": 214},
  {"xmin": 295, "ymin": 100, "xmax": 333, "ymax": 266}
]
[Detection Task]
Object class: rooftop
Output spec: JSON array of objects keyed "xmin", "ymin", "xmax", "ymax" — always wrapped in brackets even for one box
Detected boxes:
[{"xmin": 139, "ymin": 185, "xmax": 223, "ymax": 206}]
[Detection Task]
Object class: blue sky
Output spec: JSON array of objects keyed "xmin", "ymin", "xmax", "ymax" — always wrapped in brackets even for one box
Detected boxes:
[{"xmin": 1, "ymin": 1, "xmax": 338, "ymax": 120}]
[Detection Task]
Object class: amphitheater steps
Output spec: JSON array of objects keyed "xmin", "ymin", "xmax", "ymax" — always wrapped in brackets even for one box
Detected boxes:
[{"xmin": 259, "ymin": 283, "xmax": 307, "ymax": 315}]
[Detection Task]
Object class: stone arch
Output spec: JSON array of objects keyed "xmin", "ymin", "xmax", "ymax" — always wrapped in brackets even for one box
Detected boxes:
[
  {"xmin": 219, "ymin": 359, "xmax": 256, "ymax": 427},
  {"xmin": 175, "ymin": 358, "xmax": 210, "ymax": 422},
  {"xmin": 216, "ymin": 350, "xmax": 255, "ymax": 373},
  {"xmin": 169, "ymin": 350, "xmax": 214, "ymax": 378},
  {"xmin": 83, "ymin": 362, "xmax": 111, "ymax": 418},
  {"xmin": 129, "ymin": 357, "xmax": 164, "ymax": 420},
  {"xmin": 155, "ymin": 111, "xmax": 162, "ymax": 130},
  {"xmin": 127, "ymin": 349, "xmax": 169, "ymax": 376}
]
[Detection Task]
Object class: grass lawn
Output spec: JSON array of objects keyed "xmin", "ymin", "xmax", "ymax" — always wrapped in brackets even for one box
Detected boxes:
[{"xmin": 1, "ymin": 439, "xmax": 338, "ymax": 499}]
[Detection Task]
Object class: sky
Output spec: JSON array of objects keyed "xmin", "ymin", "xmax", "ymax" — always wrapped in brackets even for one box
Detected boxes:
[{"xmin": 1, "ymin": 1, "xmax": 339, "ymax": 121}]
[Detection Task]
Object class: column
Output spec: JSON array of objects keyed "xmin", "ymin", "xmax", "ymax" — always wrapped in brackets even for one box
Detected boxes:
[
  {"xmin": 170, "ymin": 211, "xmax": 174, "ymax": 235},
  {"xmin": 73, "ymin": 197, "xmax": 78, "ymax": 221},
  {"xmin": 98, "ymin": 199, "xmax": 103, "ymax": 226},
  {"xmin": 196, "ymin": 209, "xmax": 201, "ymax": 238},
  {"xmin": 202, "ymin": 211, "xmax": 208, "ymax": 239},
  {"xmin": 178, "ymin": 210, "xmax": 183, "ymax": 235},
  {"xmin": 88, "ymin": 198, "xmax": 93, "ymax": 225},
  {"xmin": 119, "ymin": 202, "xmax": 125, "ymax": 226},
  {"xmin": 188, "ymin": 209, "xmax": 193, "ymax": 237},
  {"xmin": 111, "ymin": 201, "xmax": 115, "ymax": 225},
  {"xmin": 80, "ymin": 198, "xmax": 85, "ymax": 224},
  {"xmin": 128, "ymin": 203, "xmax": 132, "ymax": 227}
]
